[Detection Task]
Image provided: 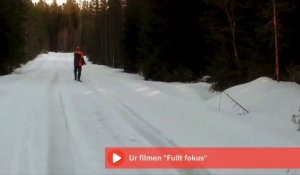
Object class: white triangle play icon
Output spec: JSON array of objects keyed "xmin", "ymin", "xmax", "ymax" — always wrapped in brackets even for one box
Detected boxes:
[{"xmin": 112, "ymin": 153, "xmax": 122, "ymax": 163}]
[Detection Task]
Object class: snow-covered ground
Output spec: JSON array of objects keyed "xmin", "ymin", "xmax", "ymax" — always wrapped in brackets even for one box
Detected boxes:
[{"xmin": 0, "ymin": 52, "xmax": 300, "ymax": 175}]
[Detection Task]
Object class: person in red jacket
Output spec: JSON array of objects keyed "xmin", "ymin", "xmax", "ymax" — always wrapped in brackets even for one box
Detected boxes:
[{"xmin": 74, "ymin": 46, "xmax": 86, "ymax": 81}]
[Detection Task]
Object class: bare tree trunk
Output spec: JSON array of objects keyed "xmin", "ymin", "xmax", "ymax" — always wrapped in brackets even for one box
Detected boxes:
[
  {"xmin": 111, "ymin": 30, "xmax": 115, "ymax": 67},
  {"xmin": 231, "ymin": 19, "xmax": 239, "ymax": 62},
  {"xmin": 64, "ymin": 28, "xmax": 68, "ymax": 51},
  {"xmin": 224, "ymin": 1, "xmax": 239, "ymax": 62},
  {"xmin": 110, "ymin": 9, "xmax": 115, "ymax": 68},
  {"xmin": 104, "ymin": 12, "xmax": 108, "ymax": 65},
  {"xmin": 273, "ymin": 0, "xmax": 280, "ymax": 82}
]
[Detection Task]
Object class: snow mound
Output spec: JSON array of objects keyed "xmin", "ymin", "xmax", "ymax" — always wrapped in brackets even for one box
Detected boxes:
[
  {"xmin": 207, "ymin": 77, "xmax": 300, "ymax": 139},
  {"xmin": 208, "ymin": 77, "xmax": 300, "ymax": 113}
]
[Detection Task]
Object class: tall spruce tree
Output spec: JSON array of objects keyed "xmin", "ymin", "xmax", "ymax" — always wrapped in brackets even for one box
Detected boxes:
[
  {"xmin": 108, "ymin": 0, "xmax": 122, "ymax": 67},
  {"xmin": 121, "ymin": 0, "xmax": 206, "ymax": 81},
  {"xmin": 0, "ymin": 0, "xmax": 26, "ymax": 74},
  {"xmin": 120, "ymin": 0, "xmax": 143, "ymax": 73},
  {"xmin": 23, "ymin": 0, "xmax": 49, "ymax": 59}
]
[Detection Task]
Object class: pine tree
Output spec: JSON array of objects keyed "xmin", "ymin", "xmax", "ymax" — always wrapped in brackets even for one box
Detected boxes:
[
  {"xmin": 120, "ymin": 0, "xmax": 143, "ymax": 73},
  {"xmin": 0, "ymin": 0, "xmax": 26, "ymax": 74},
  {"xmin": 23, "ymin": 0, "xmax": 49, "ymax": 59},
  {"xmin": 108, "ymin": 0, "xmax": 122, "ymax": 67},
  {"xmin": 80, "ymin": 0, "xmax": 95, "ymax": 58},
  {"xmin": 137, "ymin": 0, "xmax": 206, "ymax": 81},
  {"xmin": 48, "ymin": 0, "xmax": 63, "ymax": 51}
]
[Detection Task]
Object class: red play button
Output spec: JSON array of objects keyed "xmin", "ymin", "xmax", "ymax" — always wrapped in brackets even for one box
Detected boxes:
[{"xmin": 106, "ymin": 149, "xmax": 125, "ymax": 167}]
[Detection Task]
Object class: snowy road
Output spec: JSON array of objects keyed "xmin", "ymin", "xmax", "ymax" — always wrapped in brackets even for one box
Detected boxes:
[
  {"xmin": 0, "ymin": 53, "xmax": 300, "ymax": 175},
  {"xmin": 0, "ymin": 53, "xmax": 202, "ymax": 175}
]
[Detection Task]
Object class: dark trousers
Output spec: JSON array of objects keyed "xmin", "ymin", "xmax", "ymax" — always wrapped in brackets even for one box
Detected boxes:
[{"xmin": 74, "ymin": 66, "xmax": 82, "ymax": 81}]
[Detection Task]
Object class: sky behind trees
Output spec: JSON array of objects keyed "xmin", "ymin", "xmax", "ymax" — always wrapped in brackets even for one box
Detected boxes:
[
  {"xmin": 31, "ymin": 0, "xmax": 88, "ymax": 5},
  {"xmin": 32, "ymin": 0, "xmax": 65, "ymax": 5}
]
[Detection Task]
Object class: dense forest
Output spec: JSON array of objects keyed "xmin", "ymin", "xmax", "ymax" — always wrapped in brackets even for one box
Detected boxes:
[{"xmin": 1, "ymin": 0, "xmax": 300, "ymax": 90}]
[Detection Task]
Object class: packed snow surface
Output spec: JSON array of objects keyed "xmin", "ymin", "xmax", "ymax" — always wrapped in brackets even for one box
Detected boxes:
[{"xmin": 0, "ymin": 53, "xmax": 300, "ymax": 175}]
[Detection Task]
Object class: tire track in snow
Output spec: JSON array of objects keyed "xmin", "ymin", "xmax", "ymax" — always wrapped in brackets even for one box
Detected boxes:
[
  {"xmin": 46, "ymin": 68, "xmax": 75, "ymax": 174},
  {"xmin": 95, "ymin": 89, "xmax": 210, "ymax": 175},
  {"xmin": 81, "ymin": 78, "xmax": 172, "ymax": 147},
  {"xmin": 81, "ymin": 76, "xmax": 210, "ymax": 175}
]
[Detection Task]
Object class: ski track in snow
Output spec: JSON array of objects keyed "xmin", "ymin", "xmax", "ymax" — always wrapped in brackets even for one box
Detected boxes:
[
  {"xmin": 80, "ymin": 76, "xmax": 209, "ymax": 175},
  {"xmin": 47, "ymin": 64, "xmax": 75, "ymax": 174},
  {"xmin": 0, "ymin": 53, "xmax": 300, "ymax": 175}
]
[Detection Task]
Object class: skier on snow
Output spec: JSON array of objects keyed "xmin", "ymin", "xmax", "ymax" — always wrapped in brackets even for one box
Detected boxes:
[{"xmin": 74, "ymin": 46, "xmax": 86, "ymax": 81}]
